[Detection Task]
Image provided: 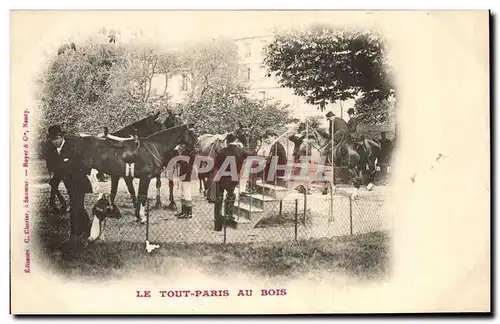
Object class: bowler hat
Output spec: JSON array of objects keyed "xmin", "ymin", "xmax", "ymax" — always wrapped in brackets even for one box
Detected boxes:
[
  {"xmin": 347, "ymin": 108, "xmax": 355, "ymax": 115},
  {"xmin": 325, "ymin": 111, "xmax": 335, "ymax": 118},
  {"xmin": 47, "ymin": 125, "xmax": 65, "ymax": 138}
]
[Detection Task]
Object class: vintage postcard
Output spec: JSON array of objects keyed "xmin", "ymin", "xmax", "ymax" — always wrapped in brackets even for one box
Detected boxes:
[{"xmin": 10, "ymin": 10, "xmax": 490, "ymax": 314}]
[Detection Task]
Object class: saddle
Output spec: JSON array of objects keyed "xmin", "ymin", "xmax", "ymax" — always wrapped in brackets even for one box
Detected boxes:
[{"xmin": 104, "ymin": 137, "xmax": 126, "ymax": 149}]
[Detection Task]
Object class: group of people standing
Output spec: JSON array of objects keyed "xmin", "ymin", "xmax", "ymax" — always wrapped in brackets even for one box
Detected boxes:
[{"xmin": 44, "ymin": 107, "xmax": 395, "ymax": 248}]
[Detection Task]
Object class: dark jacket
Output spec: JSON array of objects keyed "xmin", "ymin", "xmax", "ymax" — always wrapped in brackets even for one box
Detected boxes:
[
  {"xmin": 264, "ymin": 141, "xmax": 287, "ymax": 181},
  {"xmin": 328, "ymin": 117, "xmax": 349, "ymax": 136},
  {"xmin": 176, "ymin": 151, "xmax": 197, "ymax": 182},
  {"xmin": 379, "ymin": 138, "xmax": 393, "ymax": 164},
  {"xmin": 53, "ymin": 137, "xmax": 93, "ymax": 194},
  {"xmin": 347, "ymin": 116, "xmax": 358, "ymax": 133},
  {"xmin": 214, "ymin": 143, "xmax": 254, "ymax": 185}
]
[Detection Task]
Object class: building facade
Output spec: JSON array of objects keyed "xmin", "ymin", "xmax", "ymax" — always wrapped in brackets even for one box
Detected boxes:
[
  {"xmin": 232, "ymin": 35, "xmax": 355, "ymax": 120},
  {"xmin": 150, "ymin": 35, "xmax": 358, "ymax": 121}
]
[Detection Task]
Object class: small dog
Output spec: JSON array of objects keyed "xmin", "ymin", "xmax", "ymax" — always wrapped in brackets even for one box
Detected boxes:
[{"xmin": 88, "ymin": 194, "xmax": 122, "ymax": 242}]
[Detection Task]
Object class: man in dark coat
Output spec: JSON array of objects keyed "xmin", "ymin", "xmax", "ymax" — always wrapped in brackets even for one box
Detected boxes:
[
  {"xmin": 325, "ymin": 111, "xmax": 351, "ymax": 146},
  {"xmin": 347, "ymin": 108, "xmax": 363, "ymax": 142},
  {"xmin": 173, "ymin": 144, "xmax": 196, "ymax": 219},
  {"xmin": 212, "ymin": 133, "xmax": 254, "ymax": 231},
  {"xmin": 48, "ymin": 125, "xmax": 93, "ymax": 248},
  {"xmin": 262, "ymin": 129, "xmax": 287, "ymax": 184},
  {"xmin": 379, "ymin": 132, "xmax": 392, "ymax": 166},
  {"xmin": 45, "ymin": 138, "xmax": 68, "ymax": 214}
]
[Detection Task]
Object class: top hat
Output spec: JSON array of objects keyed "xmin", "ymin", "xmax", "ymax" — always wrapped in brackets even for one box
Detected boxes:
[
  {"xmin": 325, "ymin": 111, "xmax": 335, "ymax": 118},
  {"xmin": 347, "ymin": 108, "xmax": 355, "ymax": 115},
  {"xmin": 264, "ymin": 128, "xmax": 279, "ymax": 137},
  {"xmin": 47, "ymin": 125, "xmax": 65, "ymax": 138}
]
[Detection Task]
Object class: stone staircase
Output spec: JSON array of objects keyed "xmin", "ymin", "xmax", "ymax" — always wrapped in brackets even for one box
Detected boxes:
[{"xmin": 231, "ymin": 162, "xmax": 325, "ymax": 229}]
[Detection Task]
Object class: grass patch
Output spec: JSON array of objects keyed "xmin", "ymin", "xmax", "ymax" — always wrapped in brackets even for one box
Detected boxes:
[{"xmin": 36, "ymin": 231, "xmax": 390, "ymax": 281}]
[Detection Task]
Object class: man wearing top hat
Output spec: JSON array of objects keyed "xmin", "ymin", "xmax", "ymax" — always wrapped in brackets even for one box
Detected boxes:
[
  {"xmin": 347, "ymin": 108, "xmax": 363, "ymax": 142},
  {"xmin": 47, "ymin": 125, "xmax": 94, "ymax": 248},
  {"xmin": 324, "ymin": 111, "xmax": 349, "ymax": 144}
]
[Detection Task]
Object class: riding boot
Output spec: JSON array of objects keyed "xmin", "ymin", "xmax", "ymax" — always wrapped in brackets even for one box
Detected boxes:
[
  {"xmin": 175, "ymin": 205, "xmax": 186, "ymax": 218},
  {"xmin": 179, "ymin": 206, "xmax": 193, "ymax": 219}
]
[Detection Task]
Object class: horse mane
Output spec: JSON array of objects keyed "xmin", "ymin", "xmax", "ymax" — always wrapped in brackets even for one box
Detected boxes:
[
  {"xmin": 146, "ymin": 124, "xmax": 188, "ymax": 141},
  {"xmin": 112, "ymin": 113, "xmax": 162, "ymax": 137}
]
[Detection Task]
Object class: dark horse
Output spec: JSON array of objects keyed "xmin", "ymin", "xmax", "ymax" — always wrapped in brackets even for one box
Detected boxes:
[
  {"xmin": 103, "ymin": 110, "xmax": 184, "ymax": 210},
  {"xmin": 295, "ymin": 119, "xmax": 381, "ymax": 198},
  {"xmin": 44, "ymin": 113, "xmax": 164, "ymax": 213},
  {"xmin": 118, "ymin": 124, "xmax": 197, "ymax": 222},
  {"xmin": 72, "ymin": 124, "xmax": 197, "ymax": 222},
  {"xmin": 45, "ymin": 111, "xmax": 185, "ymax": 214}
]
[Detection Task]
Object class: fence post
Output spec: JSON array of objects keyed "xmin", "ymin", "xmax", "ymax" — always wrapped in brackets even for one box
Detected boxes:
[
  {"xmin": 349, "ymin": 195, "xmax": 353, "ymax": 235},
  {"xmin": 146, "ymin": 199, "xmax": 150, "ymax": 242},
  {"xmin": 223, "ymin": 212, "xmax": 227, "ymax": 244},
  {"xmin": 302, "ymin": 192, "xmax": 307, "ymax": 225},
  {"xmin": 294, "ymin": 199, "xmax": 298, "ymax": 241}
]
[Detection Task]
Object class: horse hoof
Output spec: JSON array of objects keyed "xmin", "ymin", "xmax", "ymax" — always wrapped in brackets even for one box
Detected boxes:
[{"xmin": 367, "ymin": 183, "xmax": 375, "ymax": 191}]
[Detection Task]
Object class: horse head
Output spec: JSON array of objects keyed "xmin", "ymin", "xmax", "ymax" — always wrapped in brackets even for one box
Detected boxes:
[
  {"xmin": 163, "ymin": 111, "xmax": 183, "ymax": 129},
  {"xmin": 235, "ymin": 121, "xmax": 253, "ymax": 149},
  {"xmin": 178, "ymin": 127, "xmax": 198, "ymax": 153}
]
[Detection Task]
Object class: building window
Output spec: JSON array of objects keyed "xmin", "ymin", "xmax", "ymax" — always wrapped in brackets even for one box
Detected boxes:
[
  {"xmin": 181, "ymin": 74, "xmax": 188, "ymax": 91},
  {"xmin": 261, "ymin": 41, "xmax": 267, "ymax": 56},
  {"xmin": 247, "ymin": 68, "xmax": 251, "ymax": 81},
  {"xmin": 245, "ymin": 43, "xmax": 251, "ymax": 58}
]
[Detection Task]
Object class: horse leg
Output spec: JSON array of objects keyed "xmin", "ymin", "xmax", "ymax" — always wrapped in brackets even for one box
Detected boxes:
[
  {"xmin": 198, "ymin": 178, "xmax": 202, "ymax": 193},
  {"xmin": 136, "ymin": 178, "xmax": 151, "ymax": 224},
  {"xmin": 110, "ymin": 176, "xmax": 120, "ymax": 206},
  {"xmin": 206, "ymin": 175, "xmax": 216, "ymax": 204},
  {"xmin": 366, "ymin": 160, "xmax": 376, "ymax": 191},
  {"xmin": 154, "ymin": 175, "xmax": 162, "ymax": 209},
  {"xmin": 349, "ymin": 167, "xmax": 362, "ymax": 199},
  {"xmin": 56, "ymin": 188, "xmax": 68, "ymax": 214},
  {"xmin": 124, "ymin": 177, "xmax": 137, "ymax": 208},
  {"xmin": 202, "ymin": 177, "xmax": 208, "ymax": 197},
  {"xmin": 166, "ymin": 179, "xmax": 177, "ymax": 210}
]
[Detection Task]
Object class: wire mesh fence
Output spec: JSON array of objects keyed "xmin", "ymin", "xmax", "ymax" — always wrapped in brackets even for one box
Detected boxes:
[{"xmin": 32, "ymin": 177, "xmax": 391, "ymax": 247}]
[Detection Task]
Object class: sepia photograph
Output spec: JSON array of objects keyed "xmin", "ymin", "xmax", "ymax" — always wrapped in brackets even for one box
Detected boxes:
[{"xmin": 10, "ymin": 10, "xmax": 490, "ymax": 314}]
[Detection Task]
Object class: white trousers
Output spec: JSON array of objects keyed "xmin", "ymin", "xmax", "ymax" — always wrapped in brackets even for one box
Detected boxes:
[{"xmin": 180, "ymin": 181, "xmax": 192, "ymax": 206}]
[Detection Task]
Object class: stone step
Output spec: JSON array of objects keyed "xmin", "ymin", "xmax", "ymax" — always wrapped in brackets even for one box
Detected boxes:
[
  {"xmin": 255, "ymin": 180, "xmax": 289, "ymax": 200},
  {"xmin": 238, "ymin": 192, "xmax": 278, "ymax": 210},
  {"xmin": 232, "ymin": 201, "xmax": 264, "ymax": 221}
]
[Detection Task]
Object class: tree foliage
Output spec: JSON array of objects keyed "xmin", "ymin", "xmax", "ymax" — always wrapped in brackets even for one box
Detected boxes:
[
  {"xmin": 179, "ymin": 39, "xmax": 240, "ymax": 101},
  {"xmin": 37, "ymin": 36, "xmax": 175, "ymax": 135},
  {"xmin": 354, "ymin": 97, "xmax": 395, "ymax": 124},
  {"xmin": 177, "ymin": 39, "xmax": 293, "ymax": 146},
  {"xmin": 179, "ymin": 84, "xmax": 293, "ymax": 147},
  {"xmin": 37, "ymin": 34, "xmax": 292, "ymax": 147},
  {"xmin": 263, "ymin": 26, "xmax": 395, "ymax": 118}
]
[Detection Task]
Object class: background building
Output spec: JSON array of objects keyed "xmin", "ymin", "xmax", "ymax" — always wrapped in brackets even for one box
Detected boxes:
[
  {"xmin": 233, "ymin": 34, "xmax": 355, "ymax": 120},
  {"xmin": 150, "ymin": 34, "xmax": 357, "ymax": 121}
]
